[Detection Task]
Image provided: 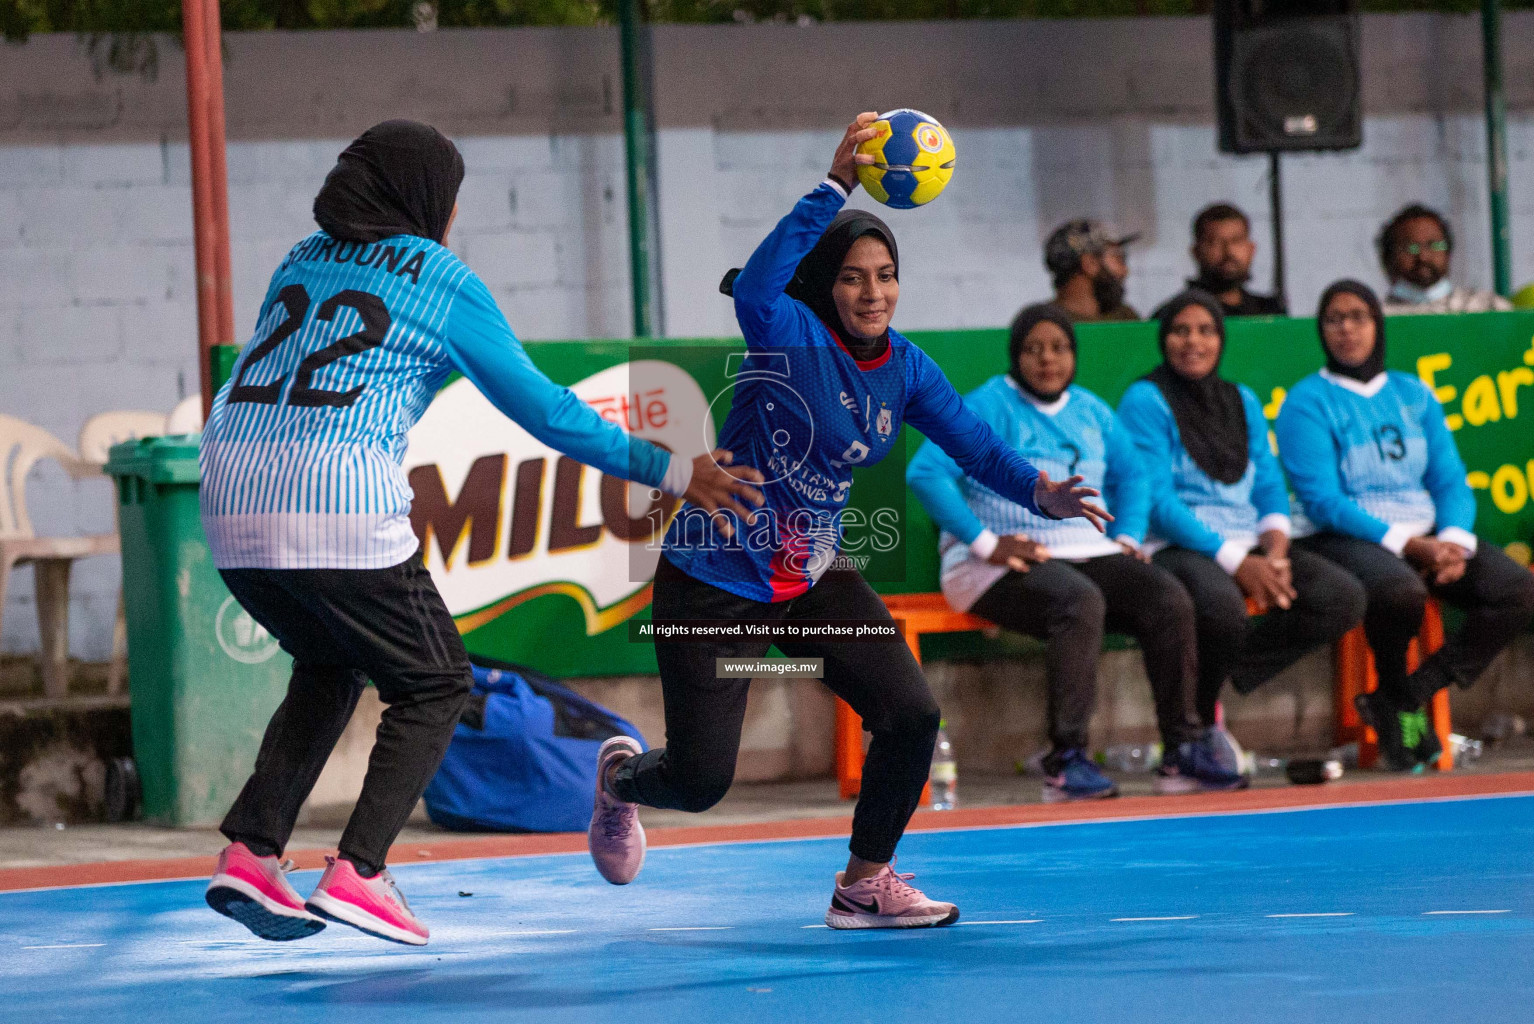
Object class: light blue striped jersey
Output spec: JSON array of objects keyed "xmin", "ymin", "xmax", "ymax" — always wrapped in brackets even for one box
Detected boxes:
[
  {"xmin": 907, "ymin": 377, "xmax": 1149, "ymax": 611},
  {"xmin": 201, "ymin": 231, "xmax": 676, "ymax": 569},
  {"xmin": 908, "ymin": 377, "xmax": 1147, "ymax": 555},
  {"xmin": 1274, "ymin": 369, "xmax": 1474, "ymax": 543},
  {"xmin": 1117, "ymin": 378, "xmax": 1290, "ymax": 558}
]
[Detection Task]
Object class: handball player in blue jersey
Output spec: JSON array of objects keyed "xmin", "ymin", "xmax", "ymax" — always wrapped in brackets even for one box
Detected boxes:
[
  {"xmin": 588, "ymin": 114, "xmax": 1109, "ymax": 929},
  {"xmin": 1278, "ymin": 281, "xmax": 1534, "ymax": 770},
  {"xmin": 198, "ymin": 121, "xmax": 763, "ymax": 946}
]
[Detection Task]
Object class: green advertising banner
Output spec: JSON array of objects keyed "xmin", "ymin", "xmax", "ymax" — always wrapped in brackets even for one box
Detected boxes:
[{"xmin": 401, "ymin": 312, "xmax": 1534, "ymax": 677}]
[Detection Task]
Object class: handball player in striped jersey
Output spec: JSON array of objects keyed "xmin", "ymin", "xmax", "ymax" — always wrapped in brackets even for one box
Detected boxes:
[
  {"xmin": 587, "ymin": 113, "xmax": 1109, "ymax": 929},
  {"xmin": 199, "ymin": 121, "xmax": 763, "ymax": 945}
]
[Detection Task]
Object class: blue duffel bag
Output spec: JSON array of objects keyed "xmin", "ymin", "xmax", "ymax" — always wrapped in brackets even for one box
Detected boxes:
[{"xmin": 423, "ymin": 657, "xmax": 648, "ymax": 833}]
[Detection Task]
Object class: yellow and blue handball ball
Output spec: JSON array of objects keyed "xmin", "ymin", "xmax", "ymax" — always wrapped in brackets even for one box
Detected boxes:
[{"xmin": 856, "ymin": 109, "xmax": 956, "ymax": 209}]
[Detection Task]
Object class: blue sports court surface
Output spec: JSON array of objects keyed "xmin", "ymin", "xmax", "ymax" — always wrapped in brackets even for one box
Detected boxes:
[{"xmin": 4, "ymin": 793, "xmax": 1532, "ymax": 1023}]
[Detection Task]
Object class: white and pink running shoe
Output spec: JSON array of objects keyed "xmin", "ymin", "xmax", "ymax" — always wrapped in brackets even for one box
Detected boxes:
[
  {"xmin": 304, "ymin": 856, "xmax": 429, "ymax": 946},
  {"xmin": 588, "ymin": 735, "xmax": 646, "ymax": 885},
  {"xmin": 825, "ymin": 862, "xmax": 960, "ymax": 930},
  {"xmin": 205, "ymin": 842, "xmax": 326, "ymax": 941}
]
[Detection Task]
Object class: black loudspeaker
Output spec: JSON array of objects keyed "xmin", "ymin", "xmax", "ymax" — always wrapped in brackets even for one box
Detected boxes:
[{"xmin": 1215, "ymin": 0, "xmax": 1362, "ymax": 154}]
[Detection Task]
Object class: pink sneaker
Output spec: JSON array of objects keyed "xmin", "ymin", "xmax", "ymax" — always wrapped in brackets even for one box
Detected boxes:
[
  {"xmin": 304, "ymin": 857, "xmax": 429, "ymax": 946},
  {"xmin": 825, "ymin": 862, "xmax": 960, "ymax": 930},
  {"xmin": 205, "ymin": 842, "xmax": 326, "ymax": 941},
  {"xmin": 588, "ymin": 736, "xmax": 646, "ymax": 885}
]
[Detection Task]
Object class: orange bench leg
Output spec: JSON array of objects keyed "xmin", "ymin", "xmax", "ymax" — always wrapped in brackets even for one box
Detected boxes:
[
  {"xmin": 834, "ymin": 620, "xmax": 931, "ymax": 802},
  {"xmin": 1334, "ymin": 599, "xmax": 1451, "ymax": 771},
  {"xmin": 1418, "ymin": 602, "xmax": 1451, "ymax": 770},
  {"xmin": 1334, "ymin": 626, "xmax": 1376, "ymax": 767}
]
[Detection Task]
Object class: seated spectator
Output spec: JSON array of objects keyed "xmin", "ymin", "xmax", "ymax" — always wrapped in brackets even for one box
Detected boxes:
[
  {"xmin": 1118, "ymin": 291, "xmax": 1366, "ymax": 767},
  {"xmin": 1152, "ymin": 203, "xmax": 1286, "ymax": 319},
  {"xmin": 1044, "ymin": 219, "xmax": 1140, "ymax": 323},
  {"xmin": 1276, "ymin": 280, "xmax": 1534, "ymax": 770},
  {"xmin": 1377, "ymin": 205, "xmax": 1512, "ymax": 315},
  {"xmin": 906, "ymin": 304, "xmax": 1242, "ymax": 801}
]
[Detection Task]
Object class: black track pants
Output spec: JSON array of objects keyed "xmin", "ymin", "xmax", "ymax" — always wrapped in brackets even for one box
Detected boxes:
[
  {"xmin": 1153, "ymin": 545, "xmax": 1366, "ymax": 725},
  {"xmin": 217, "ymin": 551, "xmax": 472, "ymax": 874},
  {"xmin": 969, "ymin": 553, "xmax": 1202, "ymax": 752},
  {"xmin": 1298, "ymin": 533, "xmax": 1534, "ymax": 709},
  {"xmin": 613, "ymin": 556, "xmax": 940, "ymax": 864}
]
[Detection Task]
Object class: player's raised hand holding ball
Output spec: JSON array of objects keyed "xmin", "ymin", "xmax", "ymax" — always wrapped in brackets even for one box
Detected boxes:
[
  {"xmin": 828, "ymin": 112, "xmax": 882, "ymax": 195},
  {"xmin": 856, "ymin": 109, "xmax": 956, "ymax": 209}
]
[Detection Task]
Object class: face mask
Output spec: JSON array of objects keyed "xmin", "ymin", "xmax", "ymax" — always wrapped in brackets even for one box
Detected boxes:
[
  {"xmin": 1193, "ymin": 264, "xmax": 1251, "ymax": 294},
  {"xmin": 1388, "ymin": 278, "xmax": 1453, "ymax": 305},
  {"xmin": 1092, "ymin": 267, "xmax": 1126, "ymax": 313}
]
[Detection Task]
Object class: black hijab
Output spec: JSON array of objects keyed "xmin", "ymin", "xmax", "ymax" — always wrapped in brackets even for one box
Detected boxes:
[
  {"xmin": 1317, "ymin": 279, "xmax": 1387, "ymax": 383},
  {"xmin": 313, "ymin": 120, "xmax": 465, "ymax": 244},
  {"xmin": 1146, "ymin": 290, "xmax": 1249, "ymax": 485},
  {"xmin": 1007, "ymin": 303, "xmax": 1077, "ymax": 403},
  {"xmin": 787, "ymin": 209, "xmax": 900, "ymax": 360}
]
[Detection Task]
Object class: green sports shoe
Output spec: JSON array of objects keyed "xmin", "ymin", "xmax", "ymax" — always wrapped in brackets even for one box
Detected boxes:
[
  {"xmin": 1355, "ymin": 691, "xmax": 1423, "ymax": 773},
  {"xmin": 1405, "ymin": 708, "xmax": 1443, "ymax": 768}
]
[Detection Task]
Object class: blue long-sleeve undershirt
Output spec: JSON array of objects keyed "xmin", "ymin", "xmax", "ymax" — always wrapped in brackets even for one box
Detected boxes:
[
  {"xmin": 442, "ymin": 273, "xmax": 676, "ymax": 493},
  {"xmin": 907, "ymin": 379, "xmax": 1144, "ymax": 548}
]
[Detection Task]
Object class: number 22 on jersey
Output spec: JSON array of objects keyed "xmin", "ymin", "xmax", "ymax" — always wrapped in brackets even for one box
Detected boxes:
[{"xmin": 228, "ymin": 284, "xmax": 392, "ymax": 409}]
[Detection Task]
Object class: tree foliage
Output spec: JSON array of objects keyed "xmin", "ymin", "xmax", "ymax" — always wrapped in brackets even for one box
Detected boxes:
[{"xmin": 3, "ymin": 0, "xmax": 1526, "ymax": 49}]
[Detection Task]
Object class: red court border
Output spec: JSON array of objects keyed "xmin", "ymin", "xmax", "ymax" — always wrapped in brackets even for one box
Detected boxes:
[{"xmin": 4, "ymin": 771, "xmax": 1532, "ymax": 894}]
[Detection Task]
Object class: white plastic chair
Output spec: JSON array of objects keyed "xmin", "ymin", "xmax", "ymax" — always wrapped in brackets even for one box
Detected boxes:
[
  {"xmin": 78, "ymin": 410, "xmax": 169, "ymax": 467},
  {"xmin": 77, "ymin": 410, "xmax": 172, "ymax": 694},
  {"xmin": 0, "ymin": 414, "xmax": 120, "ymax": 698},
  {"xmin": 164, "ymin": 395, "xmax": 204, "ymax": 435}
]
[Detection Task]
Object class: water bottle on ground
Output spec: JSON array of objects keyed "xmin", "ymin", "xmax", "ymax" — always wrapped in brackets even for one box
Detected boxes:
[
  {"xmin": 1251, "ymin": 754, "xmax": 1287, "ymax": 775},
  {"xmin": 1448, "ymin": 733, "xmax": 1484, "ymax": 764},
  {"xmin": 1102, "ymin": 742, "xmax": 1161, "ymax": 773},
  {"xmin": 930, "ymin": 722, "xmax": 957, "ymax": 810}
]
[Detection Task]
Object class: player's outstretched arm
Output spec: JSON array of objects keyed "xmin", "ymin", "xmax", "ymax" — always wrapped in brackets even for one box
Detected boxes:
[
  {"xmin": 904, "ymin": 347, "xmax": 1111, "ymax": 530},
  {"xmin": 443, "ymin": 274, "xmax": 764, "ymax": 524},
  {"xmin": 906, "ymin": 437, "xmax": 990, "ymax": 547},
  {"xmin": 1032, "ymin": 470, "xmax": 1110, "ymax": 533}
]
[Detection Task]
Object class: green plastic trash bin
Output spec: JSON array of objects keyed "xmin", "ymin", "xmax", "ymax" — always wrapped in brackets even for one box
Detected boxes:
[{"xmin": 105, "ymin": 435, "xmax": 291, "ymax": 826}]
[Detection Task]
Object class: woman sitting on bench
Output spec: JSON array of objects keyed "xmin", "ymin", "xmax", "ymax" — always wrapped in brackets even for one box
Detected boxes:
[
  {"xmin": 1276, "ymin": 279, "xmax": 1534, "ymax": 771},
  {"xmin": 907, "ymin": 303, "xmax": 1241, "ymax": 802},
  {"xmin": 1118, "ymin": 290, "xmax": 1365, "ymax": 772}
]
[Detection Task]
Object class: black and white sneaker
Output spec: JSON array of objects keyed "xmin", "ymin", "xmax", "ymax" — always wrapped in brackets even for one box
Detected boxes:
[{"xmin": 1154, "ymin": 739, "xmax": 1249, "ymax": 794}]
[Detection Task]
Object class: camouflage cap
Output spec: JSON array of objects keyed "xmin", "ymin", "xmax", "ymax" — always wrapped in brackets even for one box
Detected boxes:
[{"xmin": 1045, "ymin": 219, "xmax": 1142, "ymax": 276}]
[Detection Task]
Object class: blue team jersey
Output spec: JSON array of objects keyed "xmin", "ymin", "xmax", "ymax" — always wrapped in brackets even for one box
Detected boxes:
[
  {"xmin": 907, "ymin": 379, "xmax": 1148, "ymax": 555},
  {"xmin": 202, "ymin": 232, "xmax": 678, "ymax": 570},
  {"xmin": 662, "ymin": 182, "xmax": 1044, "ymax": 602},
  {"xmin": 1117, "ymin": 378, "xmax": 1291, "ymax": 559},
  {"xmin": 1274, "ymin": 369, "xmax": 1474, "ymax": 544}
]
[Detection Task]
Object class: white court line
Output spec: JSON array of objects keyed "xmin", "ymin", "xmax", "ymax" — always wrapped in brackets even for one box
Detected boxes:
[
  {"xmin": 956, "ymin": 919, "xmax": 1043, "ymax": 926},
  {"xmin": 649, "ymin": 926, "xmax": 733, "ymax": 932},
  {"xmin": 22, "ymin": 943, "xmax": 105, "ymax": 949},
  {"xmin": 802, "ymin": 924, "xmax": 830, "ymax": 929},
  {"xmin": 1423, "ymin": 910, "xmax": 1510, "ymax": 915},
  {"xmin": 1266, "ymin": 913, "xmax": 1354, "ymax": 918},
  {"xmin": 1111, "ymin": 916, "xmax": 1198, "ymax": 922},
  {"xmin": 496, "ymin": 929, "xmax": 577, "ymax": 936}
]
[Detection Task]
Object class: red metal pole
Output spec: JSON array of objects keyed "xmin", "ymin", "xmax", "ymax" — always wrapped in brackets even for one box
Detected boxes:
[
  {"xmin": 201, "ymin": 0, "xmax": 236, "ymax": 354},
  {"xmin": 181, "ymin": 0, "xmax": 217, "ymax": 418}
]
